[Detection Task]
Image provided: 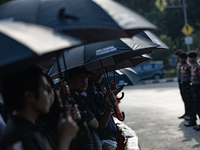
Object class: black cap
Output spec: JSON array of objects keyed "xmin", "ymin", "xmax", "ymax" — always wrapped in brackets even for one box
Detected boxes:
[
  {"xmin": 187, "ymin": 51, "xmax": 198, "ymax": 58},
  {"xmin": 68, "ymin": 66, "xmax": 93, "ymax": 76},
  {"xmin": 174, "ymin": 49, "xmax": 184, "ymax": 55},
  {"xmin": 178, "ymin": 52, "xmax": 187, "ymax": 58}
]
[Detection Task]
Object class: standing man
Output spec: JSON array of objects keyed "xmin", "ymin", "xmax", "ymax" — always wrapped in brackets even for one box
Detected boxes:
[
  {"xmin": 188, "ymin": 51, "xmax": 200, "ymax": 130},
  {"xmin": 179, "ymin": 52, "xmax": 195, "ymax": 126},
  {"xmin": 175, "ymin": 49, "xmax": 187, "ymax": 119}
]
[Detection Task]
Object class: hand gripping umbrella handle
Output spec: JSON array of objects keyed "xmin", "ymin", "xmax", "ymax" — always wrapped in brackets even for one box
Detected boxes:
[
  {"xmin": 113, "ymin": 103, "xmax": 125, "ymax": 121},
  {"xmin": 116, "ymin": 92, "xmax": 124, "ymax": 101}
]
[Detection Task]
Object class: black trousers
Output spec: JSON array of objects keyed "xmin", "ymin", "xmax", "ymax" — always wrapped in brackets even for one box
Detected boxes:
[
  {"xmin": 179, "ymin": 81, "xmax": 187, "ymax": 115},
  {"xmin": 191, "ymin": 84, "xmax": 200, "ymax": 118},
  {"xmin": 182, "ymin": 82, "xmax": 193, "ymax": 118}
]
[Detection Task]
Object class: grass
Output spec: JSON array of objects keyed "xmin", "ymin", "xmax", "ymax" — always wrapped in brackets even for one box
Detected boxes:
[{"xmin": 164, "ymin": 69, "xmax": 176, "ymax": 78}]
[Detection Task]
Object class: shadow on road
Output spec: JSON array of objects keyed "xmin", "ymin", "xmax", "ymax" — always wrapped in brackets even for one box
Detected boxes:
[{"xmin": 179, "ymin": 120, "xmax": 200, "ymax": 148}]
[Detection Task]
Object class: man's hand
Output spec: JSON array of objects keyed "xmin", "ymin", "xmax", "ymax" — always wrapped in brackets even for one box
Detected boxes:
[
  {"xmin": 71, "ymin": 104, "xmax": 81, "ymax": 122},
  {"xmin": 110, "ymin": 80, "xmax": 126, "ymax": 96},
  {"xmin": 112, "ymin": 84, "xmax": 126, "ymax": 96},
  {"xmin": 59, "ymin": 81, "xmax": 70, "ymax": 106},
  {"xmin": 105, "ymin": 90, "xmax": 116, "ymax": 109},
  {"xmin": 109, "ymin": 80, "xmax": 118, "ymax": 91},
  {"xmin": 58, "ymin": 105, "xmax": 79, "ymax": 141}
]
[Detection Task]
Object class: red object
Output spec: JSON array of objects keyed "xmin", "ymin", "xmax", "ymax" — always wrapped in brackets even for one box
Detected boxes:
[
  {"xmin": 114, "ymin": 99, "xmax": 123, "ymax": 118},
  {"xmin": 115, "ymin": 126, "xmax": 126, "ymax": 150},
  {"xmin": 115, "ymin": 96, "xmax": 125, "ymax": 149}
]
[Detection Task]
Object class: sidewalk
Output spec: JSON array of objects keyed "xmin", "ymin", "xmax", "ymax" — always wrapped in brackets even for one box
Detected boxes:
[{"xmin": 137, "ymin": 77, "xmax": 177, "ymax": 85}]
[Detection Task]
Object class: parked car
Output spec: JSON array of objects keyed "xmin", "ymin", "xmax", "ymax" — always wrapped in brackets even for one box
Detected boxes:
[
  {"xmin": 101, "ymin": 68, "xmax": 140, "ymax": 87},
  {"xmin": 133, "ymin": 61, "xmax": 164, "ymax": 80}
]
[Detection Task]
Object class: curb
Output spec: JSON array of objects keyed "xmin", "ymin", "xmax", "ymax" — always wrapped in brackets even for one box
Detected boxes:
[
  {"xmin": 114, "ymin": 118, "xmax": 140, "ymax": 150},
  {"xmin": 140, "ymin": 77, "xmax": 177, "ymax": 85}
]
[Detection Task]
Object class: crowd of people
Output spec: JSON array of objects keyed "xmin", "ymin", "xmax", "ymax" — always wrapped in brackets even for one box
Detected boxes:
[
  {"xmin": 0, "ymin": 65, "xmax": 124, "ymax": 150},
  {"xmin": 176, "ymin": 49, "xmax": 200, "ymax": 130}
]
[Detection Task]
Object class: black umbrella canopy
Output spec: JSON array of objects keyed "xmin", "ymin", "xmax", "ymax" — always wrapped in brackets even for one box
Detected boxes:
[
  {"xmin": 120, "ymin": 68, "xmax": 141, "ymax": 85},
  {"xmin": 133, "ymin": 30, "xmax": 169, "ymax": 50},
  {"xmin": 117, "ymin": 38, "xmax": 157, "ymax": 57},
  {"xmin": 0, "ymin": 0, "xmax": 157, "ymax": 43},
  {"xmin": 104, "ymin": 54, "xmax": 151, "ymax": 72},
  {"xmin": 102, "ymin": 68, "xmax": 141, "ymax": 86},
  {"xmin": 93, "ymin": 0, "xmax": 157, "ymax": 36},
  {"xmin": 0, "ymin": 21, "xmax": 82, "ymax": 80},
  {"xmin": 48, "ymin": 38, "xmax": 158, "ymax": 77}
]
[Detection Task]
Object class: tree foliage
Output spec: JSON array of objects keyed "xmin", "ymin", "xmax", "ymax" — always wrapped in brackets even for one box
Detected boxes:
[{"xmin": 116, "ymin": 0, "xmax": 200, "ymax": 69}]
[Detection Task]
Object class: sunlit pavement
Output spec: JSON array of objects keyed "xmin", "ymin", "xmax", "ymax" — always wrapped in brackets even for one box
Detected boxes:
[{"xmin": 120, "ymin": 82, "xmax": 200, "ymax": 150}]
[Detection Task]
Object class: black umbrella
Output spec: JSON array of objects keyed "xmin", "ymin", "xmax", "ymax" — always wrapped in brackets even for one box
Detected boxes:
[
  {"xmin": 102, "ymin": 68, "xmax": 141, "ymax": 87},
  {"xmin": 47, "ymin": 37, "xmax": 155, "ymax": 121},
  {"xmin": 48, "ymin": 38, "xmax": 158, "ymax": 78},
  {"xmin": 133, "ymin": 30, "xmax": 169, "ymax": 50},
  {"xmin": 0, "ymin": 21, "xmax": 82, "ymax": 80},
  {"xmin": 93, "ymin": 0, "xmax": 157, "ymax": 36},
  {"xmin": 102, "ymin": 54, "xmax": 151, "ymax": 107},
  {"xmin": 0, "ymin": 0, "xmax": 157, "ymax": 43},
  {"xmin": 104, "ymin": 54, "xmax": 152, "ymax": 73}
]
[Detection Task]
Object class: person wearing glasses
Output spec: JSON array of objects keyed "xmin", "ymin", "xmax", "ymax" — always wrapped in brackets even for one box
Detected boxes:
[{"xmin": 0, "ymin": 66, "xmax": 78, "ymax": 150}]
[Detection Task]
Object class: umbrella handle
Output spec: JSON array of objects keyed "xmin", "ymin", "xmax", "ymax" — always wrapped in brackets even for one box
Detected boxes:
[
  {"xmin": 116, "ymin": 92, "xmax": 124, "ymax": 101},
  {"xmin": 113, "ymin": 103, "xmax": 125, "ymax": 121}
]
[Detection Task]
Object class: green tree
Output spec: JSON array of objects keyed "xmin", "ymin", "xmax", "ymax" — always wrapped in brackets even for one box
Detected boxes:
[{"xmin": 116, "ymin": 0, "xmax": 200, "ymax": 69}]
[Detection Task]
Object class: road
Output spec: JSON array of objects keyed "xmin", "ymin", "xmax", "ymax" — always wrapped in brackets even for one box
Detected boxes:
[{"xmin": 120, "ymin": 82, "xmax": 200, "ymax": 150}]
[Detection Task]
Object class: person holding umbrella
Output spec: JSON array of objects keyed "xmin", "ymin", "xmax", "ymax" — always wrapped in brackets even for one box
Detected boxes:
[
  {"xmin": 0, "ymin": 66, "xmax": 79, "ymax": 150},
  {"xmin": 67, "ymin": 66, "xmax": 116, "ymax": 150},
  {"xmin": 58, "ymin": 81, "xmax": 94, "ymax": 150},
  {"xmin": 175, "ymin": 49, "xmax": 187, "ymax": 119},
  {"xmin": 86, "ymin": 68, "xmax": 124, "ymax": 150}
]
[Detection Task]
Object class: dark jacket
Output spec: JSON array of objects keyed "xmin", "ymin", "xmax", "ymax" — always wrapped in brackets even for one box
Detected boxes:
[
  {"xmin": 0, "ymin": 115, "xmax": 58, "ymax": 150},
  {"xmin": 86, "ymin": 82, "xmax": 116, "ymax": 141},
  {"xmin": 70, "ymin": 90, "xmax": 102, "ymax": 150}
]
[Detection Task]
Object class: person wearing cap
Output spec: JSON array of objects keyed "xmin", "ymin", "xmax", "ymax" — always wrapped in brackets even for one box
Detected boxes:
[
  {"xmin": 179, "ymin": 52, "xmax": 195, "ymax": 126},
  {"xmin": 68, "ymin": 66, "xmax": 116, "ymax": 150},
  {"xmin": 188, "ymin": 51, "xmax": 200, "ymax": 129},
  {"xmin": 175, "ymin": 49, "xmax": 187, "ymax": 119}
]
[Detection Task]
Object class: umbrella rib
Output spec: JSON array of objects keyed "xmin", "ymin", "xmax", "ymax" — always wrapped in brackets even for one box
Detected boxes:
[
  {"xmin": 113, "ymin": 65, "xmax": 115, "ymax": 81},
  {"xmin": 56, "ymin": 55, "xmax": 63, "ymax": 81},
  {"xmin": 100, "ymin": 59, "xmax": 110, "ymax": 90},
  {"xmin": 61, "ymin": 52, "xmax": 70, "ymax": 84}
]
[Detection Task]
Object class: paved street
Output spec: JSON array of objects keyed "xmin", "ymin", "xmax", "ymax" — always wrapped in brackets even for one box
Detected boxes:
[{"xmin": 120, "ymin": 82, "xmax": 200, "ymax": 150}]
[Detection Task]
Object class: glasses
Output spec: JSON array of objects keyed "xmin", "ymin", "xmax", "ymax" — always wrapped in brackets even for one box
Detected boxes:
[{"xmin": 45, "ymin": 85, "xmax": 53, "ymax": 95}]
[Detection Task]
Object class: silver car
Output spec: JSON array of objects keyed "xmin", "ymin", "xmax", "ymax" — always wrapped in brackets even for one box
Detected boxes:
[{"xmin": 133, "ymin": 61, "xmax": 164, "ymax": 80}]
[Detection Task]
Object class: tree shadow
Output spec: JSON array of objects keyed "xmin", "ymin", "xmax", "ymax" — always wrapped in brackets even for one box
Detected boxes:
[{"xmin": 179, "ymin": 120, "xmax": 200, "ymax": 148}]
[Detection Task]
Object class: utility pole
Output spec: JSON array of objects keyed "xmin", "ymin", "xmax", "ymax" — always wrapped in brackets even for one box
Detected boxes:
[
  {"xmin": 156, "ymin": 0, "xmax": 193, "ymax": 52},
  {"xmin": 182, "ymin": 0, "xmax": 190, "ymax": 52}
]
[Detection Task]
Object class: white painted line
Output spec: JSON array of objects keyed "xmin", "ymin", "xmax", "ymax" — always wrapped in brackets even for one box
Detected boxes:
[{"xmin": 159, "ymin": 79, "xmax": 167, "ymax": 83}]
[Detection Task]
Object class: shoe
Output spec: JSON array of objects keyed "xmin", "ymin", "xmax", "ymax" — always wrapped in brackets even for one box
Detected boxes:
[
  {"xmin": 193, "ymin": 125, "xmax": 200, "ymax": 131},
  {"xmin": 184, "ymin": 115, "xmax": 191, "ymax": 121},
  {"xmin": 184, "ymin": 121, "xmax": 197, "ymax": 127},
  {"xmin": 179, "ymin": 114, "xmax": 186, "ymax": 119},
  {"xmin": 193, "ymin": 125, "xmax": 198, "ymax": 130}
]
